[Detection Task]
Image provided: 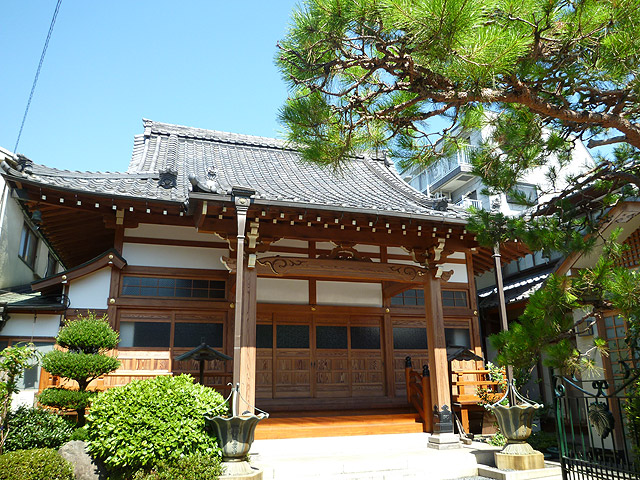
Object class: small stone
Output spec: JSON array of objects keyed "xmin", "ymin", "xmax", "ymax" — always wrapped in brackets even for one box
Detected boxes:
[{"xmin": 58, "ymin": 440, "xmax": 107, "ymax": 480}]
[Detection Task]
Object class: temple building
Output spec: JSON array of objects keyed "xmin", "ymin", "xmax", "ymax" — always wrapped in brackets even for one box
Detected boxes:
[{"xmin": 0, "ymin": 119, "xmax": 527, "ymax": 445}]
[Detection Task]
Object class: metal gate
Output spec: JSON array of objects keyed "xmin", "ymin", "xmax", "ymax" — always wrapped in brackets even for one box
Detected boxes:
[{"xmin": 554, "ymin": 374, "xmax": 640, "ymax": 480}]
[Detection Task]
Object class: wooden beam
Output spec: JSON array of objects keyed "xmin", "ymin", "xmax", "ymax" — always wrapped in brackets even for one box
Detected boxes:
[{"xmin": 223, "ymin": 256, "xmax": 427, "ymax": 283}]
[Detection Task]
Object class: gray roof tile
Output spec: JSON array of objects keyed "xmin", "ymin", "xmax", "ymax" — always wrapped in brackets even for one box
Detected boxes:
[{"xmin": 3, "ymin": 119, "xmax": 468, "ymax": 221}]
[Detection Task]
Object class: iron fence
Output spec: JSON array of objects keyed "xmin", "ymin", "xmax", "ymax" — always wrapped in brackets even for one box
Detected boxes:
[{"xmin": 554, "ymin": 373, "xmax": 640, "ymax": 480}]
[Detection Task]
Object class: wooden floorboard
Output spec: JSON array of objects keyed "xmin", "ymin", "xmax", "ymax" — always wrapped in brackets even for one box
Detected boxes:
[{"xmin": 255, "ymin": 410, "xmax": 424, "ymax": 439}]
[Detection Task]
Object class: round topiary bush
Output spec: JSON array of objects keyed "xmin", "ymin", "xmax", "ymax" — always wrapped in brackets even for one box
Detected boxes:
[
  {"xmin": 86, "ymin": 374, "xmax": 228, "ymax": 473},
  {"xmin": 3, "ymin": 406, "xmax": 74, "ymax": 452},
  {"xmin": 0, "ymin": 448, "xmax": 74, "ymax": 480}
]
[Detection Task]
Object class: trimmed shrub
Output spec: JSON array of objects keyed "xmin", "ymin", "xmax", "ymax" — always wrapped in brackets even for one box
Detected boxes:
[
  {"xmin": 132, "ymin": 454, "xmax": 223, "ymax": 480},
  {"xmin": 86, "ymin": 374, "xmax": 228, "ymax": 472},
  {"xmin": 56, "ymin": 314, "xmax": 118, "ymax": 353},
  {"xmin": 38, "ymin": 387, "xmax": 95, "ymax": 410},
  {"xmin": 0, "ymin": 448, "xmax": 74, "ymax": 480},
  {"xmin": 40, "ymin": 312, "xmax": 120, "ymax": 426},
  {"xmin": 3, "ymin": 406, "xmax": 73, "ymax": 452},
  {"xmin": 41, "ymin": 350, "xmax": 120, "ymax": 387}
]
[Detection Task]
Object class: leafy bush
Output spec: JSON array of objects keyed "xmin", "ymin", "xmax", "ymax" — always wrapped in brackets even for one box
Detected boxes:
[
  {"xmin": 527, "ymin": 430, "xmax": 557, "ymax": 451},
  {"xmin": 3, "ymin": 406, "xmax": 73, "ymax": 452},
  {"xmin": 69, "ymin": 426, "xmax": 89, "ymax": 441},
  {"xmin": 132, "ymin": 454, "xmax": 223, "ymax": 480},
  {"xmin": 624, "ymin": 378, "xmax": 640, "ymax": 459},
  {"xmin": 56, "ymin": 313, "xmax": 118, "ymax": 353},
  {"xmin": 86, "ymin": 374, "xmax": 228, "ymax": 472},
  {"xmin": 38, "ymin": 387, "xmax": 95, "ymax": 410},
  {"xmin": 0, "ymin": 448, "xmax": 74, "ymax": 480}
]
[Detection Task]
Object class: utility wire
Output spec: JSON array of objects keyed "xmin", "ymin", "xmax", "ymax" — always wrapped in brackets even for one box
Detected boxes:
[{"xmin": 14, "ymin": 0, "xmax": 63, "ymax": 153}]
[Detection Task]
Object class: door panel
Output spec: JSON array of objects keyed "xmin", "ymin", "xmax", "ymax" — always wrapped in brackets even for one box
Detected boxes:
[{"xmin": 274, "ymin": 349, "xmax": 311, "ymax": 397}]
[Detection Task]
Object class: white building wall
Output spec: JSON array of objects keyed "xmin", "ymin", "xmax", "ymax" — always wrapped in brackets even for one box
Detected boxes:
[
  {"xmin": 67, "ymin": 267, "xmax": 112, "ymax": 310},
  {"xmin": 316, "ymin": 281, "xmax": 382, "ymax": 307},
  {"xmin": 0, "ymin": 175, "xmax": 61, "ymax": 288},
  {"xmin": 257, "ymin": 278, "xmax": 309, "ymax": 304},
  {"xmin": 122, "ymin": 243, "xmax": 228, "ymax": 270},
  {"xmin": 0, "ymin": 313, "xmax": 61, "ymax": 338},
  {"xmin": 124, "ymin": 223, "xmax": 222, "ymax": 243}
]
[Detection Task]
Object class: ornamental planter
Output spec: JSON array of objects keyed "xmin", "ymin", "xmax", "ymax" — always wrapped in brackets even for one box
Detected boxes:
[
  {"xmin": 490, "ymin": 403, "xmax": 542, "ymax": 455},
  {"xmin": 204, "ymin": 384, "xmax": 268, "ymax": 478},
  {"xmin": 489, "ymin": 381, "xmax": 545, "ymax": 470}
]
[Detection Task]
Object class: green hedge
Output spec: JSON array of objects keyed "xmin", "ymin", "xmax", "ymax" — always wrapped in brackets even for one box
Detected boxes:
[
  {"xmin": 3, "ymin": 407, "xmax": 73, "ymax": 452},
  {"xmin": 132, "ymin": 454, "xmax": 223, "ymax": 480},
  {"xmin": 86, "ymin": 374, "xmax": 228, "ymax": 472},
  {"xmin": 0, "ymin": 448, "xmax": 74, "ymax": 480}
]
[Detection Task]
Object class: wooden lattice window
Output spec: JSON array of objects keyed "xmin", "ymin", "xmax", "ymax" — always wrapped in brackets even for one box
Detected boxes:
[
  {"xmin": 616, "ymin": 227, "xmax": 640, "ymax": 268},
  {"xmin": 603, "ymin": 313, "xmax": 638, "ymax": 387}
]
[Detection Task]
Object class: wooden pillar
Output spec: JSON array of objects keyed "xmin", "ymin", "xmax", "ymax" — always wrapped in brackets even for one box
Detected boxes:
[
  {"xmin": 237, "ymin": 260, "xmax": 257, "ymax": 414},
  {"xmin": 232, "ymin": 187, "xmax": 256, "ymax": 414},
  {"xmin": 424, "ymin": 272, "xmax": 459, "ymax": 448}
]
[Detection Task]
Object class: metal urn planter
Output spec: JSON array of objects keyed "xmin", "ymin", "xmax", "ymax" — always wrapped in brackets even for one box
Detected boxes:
[
  {"xmin": 489, "ymin": 380, "xmax": 545, "ymax": 470},
  {"xmin": 491, "ymin": 403, "xmax": 542, "ymax": 455},
  {"xmin": 204, "ymin": 383, "xmax": 268, "ymax": 478}
]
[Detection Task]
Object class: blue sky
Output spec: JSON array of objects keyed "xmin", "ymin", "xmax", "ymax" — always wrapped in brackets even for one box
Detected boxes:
[{"xmin": 0, "ymin": 1, "xmax": 299, "ymax": 172}]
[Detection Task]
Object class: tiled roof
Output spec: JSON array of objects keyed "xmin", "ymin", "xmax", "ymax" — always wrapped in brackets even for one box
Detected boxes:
[
  {"xmin": 477, "ymin": 270, "xmax": 553, "ymax": 309},
  {"xmin": 2, "ymin": 119, "xmax": 468, "ymax": 220},
  {"xmin": 0, "ymin": 287, "xmax": 67, "ymax": 311}
]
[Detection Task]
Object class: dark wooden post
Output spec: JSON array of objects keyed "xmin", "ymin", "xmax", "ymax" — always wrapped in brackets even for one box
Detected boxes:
[
  {"xmin": 424, "ymin": 272, "xmax": 459, "ymax": 448},
  {"xmin": 232, "ymin": 188, "xmax": 256, "ymax": 414},
  {"xmin": 404, "ymin": 356, "xmax": 413, "ymax": 405},
  {"xmin": 421, "ymin": 365, "xmax": 432, "ymax": 432}
]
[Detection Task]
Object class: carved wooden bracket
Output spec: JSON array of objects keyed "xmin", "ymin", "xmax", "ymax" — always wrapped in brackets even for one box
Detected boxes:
[
  {"xmin": 222, "ymin": 255, "xmax": 426, "ymax": 283},
  {"xmin": 318, "ymin": 245, "xmax": 372, "ymax": 262}
]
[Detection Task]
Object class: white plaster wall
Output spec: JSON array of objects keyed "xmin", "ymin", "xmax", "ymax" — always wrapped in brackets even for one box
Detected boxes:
[
  {"xmin": 0, "ymin": 313, "xmax": 61, "ymax": 337},
  {"xmin": 0, "ymin": 177, "xmax": 61, "ymax": 287},
  {"xmin": 316, "ymin": 281, "xmax": 382, "ymax": 307},
  {"xmin": 447, "ymin": 252, "xmax": 466, "ymax": 260},
  {"xmin": 125, "ymin": 223, "xmax": 221, "ymax": 243},
  {"xmin": 122, "ymin": 243, "xmax": 228, "ymax": 270},
  {"xmin": 67, "ymin": 267, "xmax": 111, "ymax": 309},
  {"xmin": 270, "ymin": 238, "xmax": 308, "ymax": 249},
  {"xmin": 257, "ymin": 278, "xmax": 309, "ymax": 304},
  {"xmin": 256, "ymin": 252, "xmax": 307, "ymax": 259},
  {"xmin": 438, "ymin": 262, "xmax": 468, "ymax": 283},
  {"xmin": 354, "ymin": 244, "xmax": 380, "ymax": 254},
  {"xmin": 387, "ymin": 247, "xmax": 410, "ymax": 256},
  {"xmin": 315, "ymin": 241, "xmax": 337, "ymax": 251}
]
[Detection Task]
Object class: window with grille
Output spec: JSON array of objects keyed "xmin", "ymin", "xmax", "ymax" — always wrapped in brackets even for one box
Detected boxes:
[
  {"xmin": 442, "ymin": 290, "xmax": 468, "ymax": 308},
  {"xmin": 121, "ymin": 276, "xmax": 225, "ymax": 300},
  {"xmin": 390, "ymin": 288, "xmax": 424, "ymax": 306},
  {"xmin": 616, "ymin": 228, "xmax": 640, "ymax": 268},
  {"xmin": 603, "ymin": 314, "xmax": 638, "ymax": 387}
]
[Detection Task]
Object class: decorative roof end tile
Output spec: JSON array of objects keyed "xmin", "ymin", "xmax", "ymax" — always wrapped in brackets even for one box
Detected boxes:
[
  {"xmin": 16, "ymin": 154, "xmax": 33, "ymax": 174},
  {"xmin": 158, "ymin": 168, "xmax": 178, "ymax": 189}
]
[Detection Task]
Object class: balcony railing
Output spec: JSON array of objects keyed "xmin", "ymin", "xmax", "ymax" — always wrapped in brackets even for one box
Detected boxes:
[
  {"xmin": 455, "ymin": 198, "xmax": 482, "ymax": 209},
  {"xmin": 426, "ymin": 146, "xmax": 476, "ymax": 185}
]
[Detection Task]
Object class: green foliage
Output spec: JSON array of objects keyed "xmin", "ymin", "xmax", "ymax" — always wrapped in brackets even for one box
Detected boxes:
[
  {"xmin": 488, "ymin": 431, "xmax": 507, "ymax": 447},
  {"xmin": 69, "ymin": 425, "xmax": 89, "ymax": 441},
  {"xmin": 132, "ymin": 454, "xmax": 223, "ymax": 480},
  {"xmin": 625, "ymin": 378, "xmax": 640, "ymax": 460},
  {"xmin": 278, "ymin": 0, "xmax": 640, "ymax": 170},
  {"xmin": 0, "ymin": 448, "xmax": 74, "ymax": 480},
  {"xmin": 0, "ymin": 344, "xmax": 39, "ymax": 454},
  {"xmin": 41, "ymin": 350, "xmax": 120, "ymax": 387},
  {"xmin": 490, "ymin": 234, "xmax": 639, "ymax": 374},
  {"xmin": 38, "ymin": 387, "xmax": 95, "ymax": 410},
  {"xmin": 86, "ymin": 374, "xmax": 228, "ymax": 473},
  {"xmin": 56, "ymin": 312, "xmax": 119, "ymax": 353},
  {"xmin": 40, "ymin": 313, "xmax": 120, "ymax": 425},
  {"xmin": 527, "ymin": 430, "xmax": 557, "ymax": 452},
  {"xmin": 3, "ymin": 406, "xmax": 73, "ymax": 452}
]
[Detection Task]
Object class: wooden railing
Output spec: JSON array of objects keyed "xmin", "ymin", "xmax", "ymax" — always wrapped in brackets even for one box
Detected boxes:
[
  {"xmin": 404, "ymin": 356, "xmax": 432, "ymax": 432},
  {"xmin": 450, "ymin": 368, "xmax": 504, "ymax": 434}
]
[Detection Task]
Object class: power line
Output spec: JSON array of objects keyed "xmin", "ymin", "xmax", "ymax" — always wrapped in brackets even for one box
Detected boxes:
[{"xmin": 14, "ymin": 0, "xmax": 63, "ymax": 153}]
